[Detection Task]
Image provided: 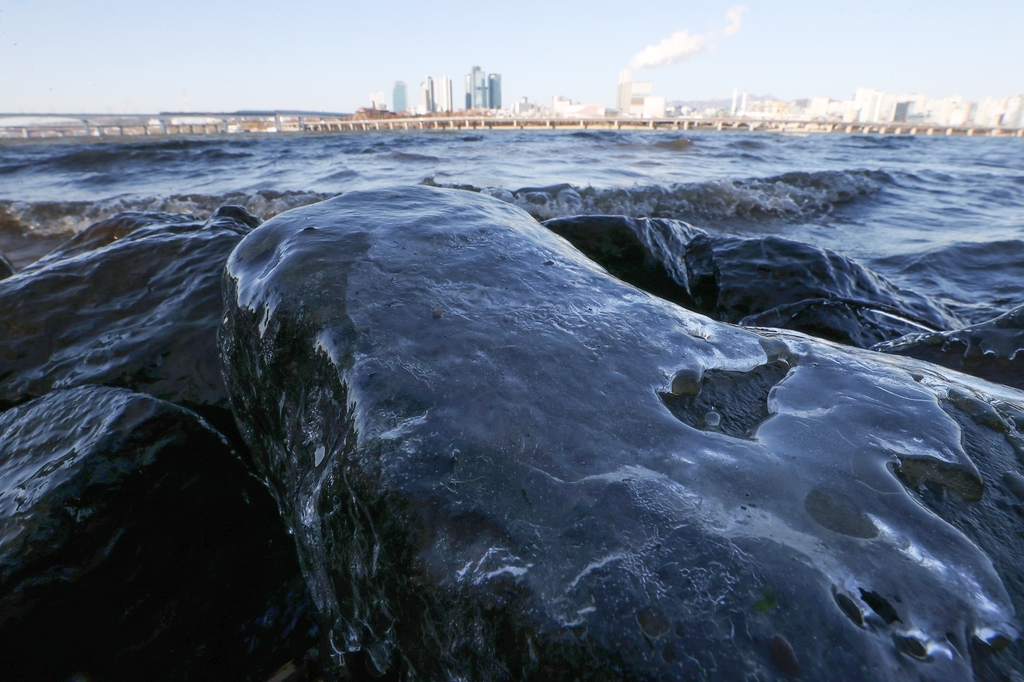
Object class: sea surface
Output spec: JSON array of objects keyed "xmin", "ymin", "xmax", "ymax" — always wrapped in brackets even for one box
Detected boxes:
[{"xmin": 2, "ymin": 130, "xmax": 1023, "ymax": 323}]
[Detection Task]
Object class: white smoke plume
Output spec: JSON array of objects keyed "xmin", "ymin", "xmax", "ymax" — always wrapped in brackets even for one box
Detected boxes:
[
  {"xmin": 724, "ymin": 5, "xmax": 747, "ymax": 35},
  {"xmin": 628, "ymin": 5, "xmax": 747, "ymax": 71},
  {"xmin": 628, "ymin": 31, "xmax": 707, "ymax": 71}
]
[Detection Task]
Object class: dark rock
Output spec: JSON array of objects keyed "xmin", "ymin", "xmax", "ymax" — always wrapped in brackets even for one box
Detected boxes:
[
  {"xmin": 0, "ymin": 385, "xmax": 317, "ymax": 682},
  {"xmin": 22, "ymin": 210, "xmax": 198, "ymax": 270},
  {"xmin": 0, "ymin": 206, "xmax": 257, "ymax": 412},
  {"xmin": 685, "ymin": 232, "xmax": 961, "ymax": 347},
  {"xmin": 538, "ymin": 215, "xmax": 958, "ymax": 349},
  {"xmin": 542, "ymin": 215, "xmax": 701, "ymax": 310},
  {"xmin": 0, "ymin": 250, "xmax": 13, "ymax": 280},
  {"xmin": 875, "ymin": 304, "xmax": 1024, "ymax": 391},
  {"xmin": 221, "ymin": 186, "xmax": 1023, "ymax": 681}
]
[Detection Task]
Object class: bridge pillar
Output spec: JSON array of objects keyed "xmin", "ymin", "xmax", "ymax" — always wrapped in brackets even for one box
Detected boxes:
[
  {"xmin": 683, "ymin": 120, "xmax": 690, "ymax": 130},
  {"xmin": 845, "ymin": 125, "xmax": 853, "ymax": 133},
  {"xmin": 716, "ymin": 121, "xmax": 722, "ymax": 131},
  {"xmin": 894, "ymin": 127, "xmax": 901, "ymax": 135},
  {"xmin": 967, "ymin": 128, "xmax": 974, "ymax": 136},
  {"xmin": 1018, "ymin": 130, "xmax": 1023, "ymax": 137},
  {"xmin": 826, "ymin": 124, "xmax": 834, "ymax": 133},
  {"xmin": 946, "ymin": 128, "xmax": 953, "ymax": 135},
  {"xmin": 927, "ymin": 128, "xmax": 934, "ymax": 135}
]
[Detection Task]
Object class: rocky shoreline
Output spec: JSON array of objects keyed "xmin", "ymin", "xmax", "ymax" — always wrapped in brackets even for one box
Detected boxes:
[{"xmin": 1, "ymin": 187, "xmax": 1022, "ymax": 680}]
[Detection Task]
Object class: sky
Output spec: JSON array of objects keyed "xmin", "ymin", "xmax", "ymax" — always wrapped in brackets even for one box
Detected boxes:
[{"xmin": 0, "ymin": 0, "xmax": 1021, "ymax": 114}]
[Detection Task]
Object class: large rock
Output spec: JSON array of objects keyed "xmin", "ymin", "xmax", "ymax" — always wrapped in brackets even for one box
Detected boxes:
[
  {"xmin": 0, "ymin": 206, "xmax": 259, "ymax": 412},
  {"xmin": 221, "ymin": 186, "xmax": 1024, "ymax": 681},
  {"xmin": 542, "ymin": 215, "xmax": 960, "ymax": 348},
  {"xmin": 876, "ymin": 304, "xmax": 1024, "ymax": 391},
  {"xmin": 0, "ymin": 250, "xmax": 13, "ymax": 280},
  {"xmin": 0, "ymin": 386, "xmax": 317, "ymax": 681}
]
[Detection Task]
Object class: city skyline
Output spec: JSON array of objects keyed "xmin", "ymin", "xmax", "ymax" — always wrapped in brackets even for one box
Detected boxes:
[{"xmin": 1, "ymin": 0, "xmax": 1021, "ymax": 114}]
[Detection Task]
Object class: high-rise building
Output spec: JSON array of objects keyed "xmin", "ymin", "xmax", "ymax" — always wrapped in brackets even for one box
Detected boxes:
[
  {"xmin": 488, "ymin": 74, "xmax": 502, "ymax": 109},
  {"xmin": 393, "ymin": 82, "xmax": 407, "ymax": 113},
  {"xmin": 462, "ymin": 66, "xmax": 501, "ymax": 110},
  {"xmin": 616, "ymin": 70, "xmax": 633, "ymax": 113},
  {"xmin": 420, "ymin": 77, "xmax": 435, "ymax": 115},
  {"xmin": 435, "ymin": 76, "xmax": 453, "ymax": 113},
  {"xmin": 370, "ymin": 92, "xmax": 386, "ymax": 111},
  {"xmin": 467, "ymin": 66, "xmax": 488, "ymax": 109}
]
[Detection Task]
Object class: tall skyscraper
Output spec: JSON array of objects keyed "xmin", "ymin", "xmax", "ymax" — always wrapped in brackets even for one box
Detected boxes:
[
  {"xmin": 488, "ymin": 74, "xmax": 502, "ymax": 110},
  {"xmin": 393, "ymin": 81, "xmax": 407, "ymax": 113},
  {"xmin": 463, "ymin": 66, "xmax": 501, "ymax": 110},
  {"xmin": 616, "ymin": 70, "xmax": 633, "ymax": 113},
  {"xmin": 420, "ymin": 77, "xmax": 435, "ymax": 114},
  {"xmin": 435, "ymin": 76, "xmax": 453, "ymax": 113},
  {"xmin": 467, "ymin": 66, "xmax": 488, "ymax": 109}
]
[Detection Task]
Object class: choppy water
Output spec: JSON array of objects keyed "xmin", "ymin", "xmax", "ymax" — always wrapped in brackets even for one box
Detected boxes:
[{"xmin": 2, "ymin": 130, "xmax": 1022, "ymax": 322}]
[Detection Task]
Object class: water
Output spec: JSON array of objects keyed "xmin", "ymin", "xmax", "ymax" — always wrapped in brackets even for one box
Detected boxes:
[{"xmin": 2, "ymin": 130, "xmax": 1023, "ymax": 321}]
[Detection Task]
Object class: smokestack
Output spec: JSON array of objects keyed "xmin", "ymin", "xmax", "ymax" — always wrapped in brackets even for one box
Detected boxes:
[
  {"xmin": 731, "ymin": 88, "xmax": 738, "ymax": 116},
  {"xmin": 741, "ymin": 90, "xmax": 748, "ymax": 114}
]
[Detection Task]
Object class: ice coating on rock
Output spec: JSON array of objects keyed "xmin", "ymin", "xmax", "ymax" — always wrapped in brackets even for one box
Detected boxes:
[
  {"xmin": 877, "ymin": 304, "xmax": 1024, "ymax": 391},
  {"xmin": 0, "ymin": 386, "xmax": 317, "ymax": 681},
  {"xmin": 0, "ymin": 250, "xmax": 13, "ymax": 280},
  {"xmin": 0, "ymin": 206, "xmax": 257, "ymax": 411},
  {"xmin": 540, "ymin": 214, "xmax": 959, "ymax": 349},
  {"xmin": 221, "ymin": 186, "xmax": 1023, "ymax": 680}
]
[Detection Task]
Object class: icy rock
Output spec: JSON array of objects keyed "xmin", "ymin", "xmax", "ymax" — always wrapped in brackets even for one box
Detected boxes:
[
  {"xmin": 876, "ymin": 304, "xmax": 1024, "ymax": 391},
  {"xmin": 543, "ymin": 215, "xmax": 960, "ymax": 348},
  {"xmin": 0, "ymin": 206, "xmax": 258, "ymax": 411},
  {"xmin": 221, "ymin": 186, "xmax": 1024, "ymax": 681},
  {"xmin": 0, "ymin": 250, "xmax": 13, "ymax": 280},
  {"xmin": 0, "ymin": 386, "xmax": 317, "ymax": 681}
]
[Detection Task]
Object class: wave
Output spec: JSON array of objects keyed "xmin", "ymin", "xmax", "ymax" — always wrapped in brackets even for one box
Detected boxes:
[
  {"xmin": 430, "ymin": 169, "xmax": 891, "ymax": 222},
  {"xmin": 0, "ymin": 189, "xmax": 334, "ymax": 238}
]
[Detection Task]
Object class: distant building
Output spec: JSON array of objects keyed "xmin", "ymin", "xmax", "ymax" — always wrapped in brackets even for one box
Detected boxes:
[
  {"xmin": 463, "ymin": 66, "xmax": 500, "ymax": 110},
  {"xmin": 1005, "ymin": 96, "xmax": 1024, "ymax": 127},
  {"xmin": 513, "ymin": 97, "xmax": 538, "ymax": 116},
  {"xmin": 435, "ymin": 76, "xmax": 453, "ymax": 113},
  {"xmin": 616, "ymin": 70, "xmax": 632, "ymax": 112},
  {"xmin": 370, "ymin": 91, "xmax": 387, "ymax": 111},
  {"xmin": 642, "ymin": 96, "xmax": 666, "ymax": 118},
  {"xmin": 488, "ymin": 74, "xmax": 502, "ymax": 109},
  {"xmin": 615, "ymin": 70, "xmax": 654, "ymax": 116},
  {"xmin": 552, "ymin": 96, "xmax": 606, "ymax": 118},
  {"xmin": 393, "ymin": 82, "xmax": 407, "ymax": 113},
  {"xmin": 419, "ymin": 77, "xmax": 434, "ymax": 115}
]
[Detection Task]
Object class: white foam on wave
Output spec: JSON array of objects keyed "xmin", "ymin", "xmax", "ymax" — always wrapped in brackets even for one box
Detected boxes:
[{"xmin": 0, "ymin": 189, "xmax": 335, "ymax": 239}]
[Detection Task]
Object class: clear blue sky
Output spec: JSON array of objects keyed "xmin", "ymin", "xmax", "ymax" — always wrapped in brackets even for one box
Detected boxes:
[{"xmin": 1, "ymin": 0, "xmax": 1020, "ymax": 114}]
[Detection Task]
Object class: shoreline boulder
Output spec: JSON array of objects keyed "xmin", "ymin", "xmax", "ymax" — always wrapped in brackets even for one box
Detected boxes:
[{"xmin": 221, "ymin": 186, "xmax": 1024, "ymax": 681}]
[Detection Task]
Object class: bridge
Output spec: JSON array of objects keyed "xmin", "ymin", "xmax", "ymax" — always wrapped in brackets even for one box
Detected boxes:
[{"xmin": 1, "ymin": 112, "xmax": 1021, "ymax": 139}]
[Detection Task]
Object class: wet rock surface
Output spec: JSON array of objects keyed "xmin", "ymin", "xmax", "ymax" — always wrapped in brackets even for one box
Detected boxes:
[
  {"xmin": 543, "ymin": 215, "xmax": 960, "ymax": 349},
  {"xmin": 876, "ymin": 304, "xmax": 1024, "ymax": 390},
  {"xmin": 0, "ymin": 206, "xmax": 258, "ymax": 412},
  {"xmin": 0, "ymin": 385, "xmax": 318, "ymax": 682},
  {"xmin": 221, "ymin": 186, "xmax": 1024, "ymax": 681},
  {"xmin": 0, "ymin": 250, "xmax": 13, "ymax": 280}
]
